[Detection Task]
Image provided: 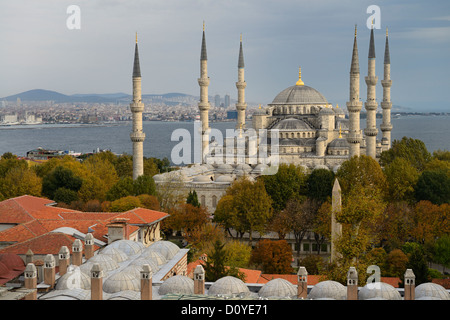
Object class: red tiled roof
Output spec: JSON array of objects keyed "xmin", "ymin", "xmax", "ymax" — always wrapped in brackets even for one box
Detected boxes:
[{"xmin": 0, "ymin": 195, "xmax": 170, "ymax": 255}]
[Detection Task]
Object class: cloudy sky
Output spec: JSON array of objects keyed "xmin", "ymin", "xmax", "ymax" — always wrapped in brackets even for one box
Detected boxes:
[{"xmin": 1, "ymin": 0, "xmax": 449, "ymax": 111}]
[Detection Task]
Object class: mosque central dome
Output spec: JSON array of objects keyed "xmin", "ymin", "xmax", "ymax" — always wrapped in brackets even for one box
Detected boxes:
[{"xmin": 271, "ymin": 85, "xmax": 328, "ymax": 105}]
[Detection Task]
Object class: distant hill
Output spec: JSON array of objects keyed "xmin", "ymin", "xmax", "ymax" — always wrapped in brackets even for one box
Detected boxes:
[{"xmin": 1, "ymin": 89, "xmax": 199, "ymax": 105}]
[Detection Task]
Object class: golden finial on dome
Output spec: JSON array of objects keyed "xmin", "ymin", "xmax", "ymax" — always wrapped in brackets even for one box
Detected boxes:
[
  {"xmin": 296, "ymin": 66, "xmax": 304, "ymax": 86},
  {"xmin": 339, "ymin": 125, "xmax": 342, "ymax": 138},
  {"xmin": 136, "ymin": 32, "xmax": 138, "ymax": 44},
  {"xmin": 259, "ymin": 104, "xmax": 261, "ymax": 109},
  {"xmin": 336, "ymin": 103, "xmax": 339, "ymax": 108},
  {"xmin": 386, "ymin": 27, "xmax": 388, "ymax": 36}
]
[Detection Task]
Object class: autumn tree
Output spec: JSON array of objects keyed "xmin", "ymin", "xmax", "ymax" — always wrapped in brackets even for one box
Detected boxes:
[
  {"xmin": 383, "ymin": 157, "xmax": 419, "ymax": 203},
  {"xmin": 250, "ymin": 239, "xmax": 293, "ymax": 274},
  {"xmin": 0, "ymin": 166, "xmax": 42, "ymax": 199},
  {"xmin": 213, "ymin": 176, "xmax": 272, "ymax": 243},
  {"xmin": 260, "ymin": 163, "xmax": 307, "ymax": 212},
  {"xmin": 410, "ymin": 201, "xmax": 450, "ymax": 245},
  {"xmin": 376, "ymin": 201, "xmax": 414, "ymax": 250},
  {"xmin": 109, "ymin": 196, "xmax": 142, "ymax": 212},
  {"xmin": 164, "ymin": 203, "xmax": 210, "ymax": 238}
]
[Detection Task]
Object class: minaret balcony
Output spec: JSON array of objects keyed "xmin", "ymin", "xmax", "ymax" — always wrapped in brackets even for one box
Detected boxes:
[
  {"xmin": 380, "ymin": 101, "xmax": 392, "ymax": 109},
  {"xmin": 346, "ymin": 133, "xmax": 362, "ymax": 144},
  {"xmin": 365, "ymin": 76, "xmax": 378, "ymax": 86},
  {"xmin": 364, "ymin": 101, "xmax": 378, "ymax": 111},
  {"xmin": 130, "ymin": 102, "xmax": 144, "ymax": 113},
  {"xmin": 130, "ymin": 131, "xmax": 146, "ymax": 142},
  {"xmin": 198, "ymin": 78, "xmax": 210, "ymax": 86},
  {"xmin": 346, "ymin": 101, "xmax": 363, "ymax": 113},
  {"xmin": 364, "ymin": 127, "xmax": 378, "ymax": 137},
  {"xmin": 380, "ymin": 123, "xmax": 393, "ymax": 131},
  {"xmin": 381, "ymin": 79, "xmax": 392, "ymax": 87},
  {"xmin": 235, "ymin": 81, "xmax": 247, "ymax": 90},
  {"xmin": 198, "ymin": 102, "xmax": 210, "ymax": 111}
]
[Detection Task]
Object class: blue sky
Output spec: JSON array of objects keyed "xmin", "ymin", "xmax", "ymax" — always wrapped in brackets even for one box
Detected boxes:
[{"xmin": 1, "ymin": 0, "xmax": 449, "ymax": 111}]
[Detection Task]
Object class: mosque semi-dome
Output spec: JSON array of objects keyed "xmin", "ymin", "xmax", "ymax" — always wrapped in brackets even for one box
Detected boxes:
[
  {"xmin": 272, "ymin": 118, "xmax": 312, "ymax": 130},
  {"xmin": 271, "ymin": 85, "xmax": 328, "ymax": 105}
]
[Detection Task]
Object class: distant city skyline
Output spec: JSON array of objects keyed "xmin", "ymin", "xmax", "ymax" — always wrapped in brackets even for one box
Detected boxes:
[{"xmin": 1, "ymin": 1, "xmax": 449, "ymax": 111}]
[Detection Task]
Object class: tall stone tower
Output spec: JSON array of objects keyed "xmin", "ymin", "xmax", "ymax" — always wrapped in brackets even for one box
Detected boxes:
[
  {"xmin": 331, "ymin": 178, "xmax": 343, "ymax": 264},
  {"xmin": 346, "ymin": 26, "xmax": 363, "ymax": 157},
  {"xmin": 198, "ymin": 22, "xmax": 211, "ymax": 163},
  {"xmin": 380, "ymin": 28, "xmax": 393, "ymax": 149},
  {"xmin": 364, "ymin": 25, "xmax": 379, "ymax": 159},
  {"xmin": 130, "ymin": 33, "xmax": 146, "ymax": 179},
  {"xmin": 236, "ymin": 34, "xmax": 247, "ymax": 130}
]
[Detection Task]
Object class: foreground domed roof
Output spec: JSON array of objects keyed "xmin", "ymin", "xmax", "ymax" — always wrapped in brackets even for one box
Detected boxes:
[
  {"xmin": 106, "ymin": 240, "xmax": 144, "ymax": 257},
  {"xmin": 272, "ymin": 118, "xmax": 312, "ymax": 130},
  {"xmin": 147, "ymin": 241, "xmax": 180, "ymax": 260},
  {"xmin": 271, "ymin": 85, "xmax": 328, "ymax": 105},
  {"xmin": 258, "ymin": 278, "xmax": 297, "ymax": 298},
  {"xmin": 308, "ymin": 280, "xmax": 346, "ymax": 300},
  {"xmin": 208, "ymin": 276, "xmax": 250, "ymax": 296},
  {"xmin": 359, "ymin": 282, "xmax": 402, "ymax": 300},
  {"xmin": 56, "ymin": 266, "xmax": 91, "ymax": 290},
  {"xmin": 159, "ymin": 275, "xmax": 195, "ymax": 295},
  {"xmin": 103, "ymin": 271, "xmax": 141, "ymax": 293},
  {"xmin": 415, "ymin": 283, "xmax": 450, "ymax": 300}
]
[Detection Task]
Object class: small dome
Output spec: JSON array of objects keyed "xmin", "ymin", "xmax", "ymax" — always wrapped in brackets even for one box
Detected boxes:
[
  {"xmin": 253, "ymin": 108, "xmax": 267, "ymax": 116},
  {"xmin": 272, "ymin": 118, "xmax": 312, "ymax": 131},
  {"xmin": 147, "ymin": 241, "xmax": 180, "ymax": 260},
  {"xmin": 55, "ymin": 266, "xmax": 91, "ymax": 290},
  {"xmin": 103, "ymin": 271, "xmax": 141, "ymax": 293},
  {"xmin": 159, "ymin": 275, "xmax": 195, "ymax": 295},
  {"xmin": 215, "ymin": 175, "xmax": 234, "ymax": 183},
  {"xmin": 415, "ymin": 283, "xmax": 450, "ymax": 300},
  {"xmin": 139, "ymin": 249, "xmax": 167, "ymax": 266},
  {"xmin": 328, "ymin": 138, "xmax": 349, "ymax": 149},
  {"xmin": 152, "ymin": 174, "xmax": 164, "ymax": 182},
  {"xmin": 99, "ymin": 247, "xmax": 128, "ymax": 262},
  {"xmin": 259, "ymin": 278, "xmax": 297, "ymax": 298},
  {"xmin": 334, "ymin": 107, "xmax": 345, "ymax": 115},
  {"xmin": 192, "ymin": 175, "xmax": 213, "ymax": 183},
  {"xmin": 319, "ymin": 107, "xmax": 335, "ymax": 115},
  {"xmin": 40, "ymin": 288, "xmax": 90, "ymax": 300},
  {"xmin": 129, "ymin": 257, "xmax": 160, "ymax": 272},
  {"xmin": 216, "ymin": 164, "xmax": 234, "ymax": 174},
  {"xmin": 106, "ymin": 240, "xmax": 144, "ymax": 257},
  {"xmin": 314, "ymin": 164, "xmax": 330, "ymax": 171},
  {"xmin": 309, "ymin": 280, "xmax": 347, "ymax": 300},
  {"xmin": 85, "ymin": 254, "xmax": 119, "ymax": 273},
  {"xmin": 251, "ymin": 163, "xmax": 269, "ymax": 175},
  {"xmin": 208, "ymin": 276, "xmax": 250, "ymax": 296},
  {"xmin": 271, "ymin": 85, "xmax": 328, "ymax": 105},
  {"xmin": 359, "ymin": 282, "xmax": 402, "ymax": 300}
]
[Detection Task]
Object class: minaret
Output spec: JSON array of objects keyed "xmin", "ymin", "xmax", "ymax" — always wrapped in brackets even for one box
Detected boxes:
[
  {"xmin": 236, "ymin": 34, "xmax": 247, "ymax": 130},
  {"xmin": 198, "ymin": 22, "xmax": 211, "ymax": 162},
  {"xmin": 346, "ymin": 26, "xmax": 363, "ymax": 157},
  {"xmin": 130, "ymin": 33, "xmax": 146, "ymax": 179},
  {"xmin": 380, "ymin": 27, "xmax": 393, "ymax": 149},
  {"xmin": 364, "ymin": 23, "xmax": 379, "ymax": 158}
]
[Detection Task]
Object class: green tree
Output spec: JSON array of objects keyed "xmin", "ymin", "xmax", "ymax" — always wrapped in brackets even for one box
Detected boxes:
[
  {"xmin": 306, "ymin": 168, "xmax": 335, "ymax": 203},
  {"xmin": 203, "ymin": 240, "xmax": 245, "ymax": 282},
  {"xmin": 110, "ymin": 196, "xmax": 142, "ymax": 212},
  {"xmin": 106, "ymin": 177, "xmax": 135, "ymax": 201},
  {"xmin": 54, "ymin": 187, "xmax": 79, "ymax": 205},
  {"xmin": 0, "ymin": 166, "xmax": 42, "ymax": 199},
  {"xmin": 414, "ymin": 169, "xmax": 450, "ymax": 205},
  {"xmin": 401, "ymin": 242, "xmax": 430, "ymax": 286},
  {"xmin": 260, "ymin": 163, "xmax": 307, "ymax": 212},
  {"xmin": 42, "ymin": 166, "xmax": 83, "ymax": 200},
  {"xmin": 186, "ymin": 190, "xmax": 200, "ymax": 208},
  {"xmin": 223, "ymin": 241, "xmax": 252, "ymax": 269},
  {"xmin": 433, "ymin": 235, "xmax": 450, "ymax": 274},
  {"xmin": 379, "ymin": 136, "xmax": 431, "ymax": 171}
]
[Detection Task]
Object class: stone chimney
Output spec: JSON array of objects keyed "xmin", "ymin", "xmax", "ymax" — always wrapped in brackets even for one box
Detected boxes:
[
  {"xmin": 72, "ymin": 239, "xmax": 83, "ymax": 266},
  {"xmin": 58, "ymin": 246, "xmax": 70, "ymax": 276},
  {"xmin": 347, "ymin": 267, "xmax": 358, "ymax": 300},
  {"xmin": 25, "ymin": 249, "xmax": 34, "ymax": 265},
  {"xmin": 404, "ymin": 269, "xmax": 415, "ymax": 300},
  {"xmin": 107, "ymin": 218, "xmax": 130, "ymax": 244},
  {"xmin": 43, "ymin": 254, "xmax": 56, "ymax": 289},
  {"xmin": 85, "ymin": 233, "xmax": 94, "ymax": 260},
  {"xmin": 297, "ymin": 266, "xmax": 308, "ymax": 299},
  {"xmin": 90, "ymin": 263, "xmax": 104, "ymax": 300},
  {"xmin": 24, "ymin": 263, "xmax": 37, "ymax": 300},
  {"xmin": 140, "ymin": 264, "xmax": 153, "ymax": 300},
  {"xmin": 194, "ymin": 265, "xmax": 205, "ymax": 295}
]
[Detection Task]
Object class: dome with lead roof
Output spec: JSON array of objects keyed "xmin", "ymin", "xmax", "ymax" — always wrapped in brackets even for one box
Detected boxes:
[
  {"xmin": 359, "ymin": 282, "xmax": 402, "ymax": 300},
  {"xmin": 415, "ymin": 283, "xmax": 449, "ymax": 300},
  {"xmin": 308, "ymin": 280, "xmax": 346, "ymax": 300},
  {"xmin": 272, "ymin": 118, "xmax": 312, "ymax": 131},
  {"xmin": 208, "ymin": 276, "xmax": 250, "ymax": 296},
  {"xmin": 258, "ymin": 278, "xmax": 297, "ymax": 298},
  {"xmin": 271, "ymin": 85, "xmax": 328, "ymax": 105},
  {"xmin": 159, "ymin": 275, "xmax": 195, "ymax": 295}
]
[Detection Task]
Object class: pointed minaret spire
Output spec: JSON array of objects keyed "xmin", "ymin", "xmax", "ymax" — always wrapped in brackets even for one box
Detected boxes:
[
  {"xmin": 130, "ymin": 33, "xmax": 145, "ymax": 179},
  {"xmin": 236, "ymin": 33, "xmax": 247, "ymax": 130},
  {"xmin": 346, "ymin": 25, "xmax": 363, "ymax": 157},
  {"xmin": 198, "ymin": 22, "xmax": 211, "ymax": 163},
  {"xmin": 381, "ymin": 27, "xmax": 393, "ymax": 149},
  {"xmin": 364, "ymin": 24, "xmax": 379, "ymax": 159},
  {"xmin": 133, "ymin": 32, "xmax": 141, "ymax": 78}
]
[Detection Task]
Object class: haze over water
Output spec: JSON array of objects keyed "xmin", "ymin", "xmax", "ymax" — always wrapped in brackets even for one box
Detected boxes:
[{"xmin": 0, "ymin": 115, "xmax": 448, "ymax": 162}]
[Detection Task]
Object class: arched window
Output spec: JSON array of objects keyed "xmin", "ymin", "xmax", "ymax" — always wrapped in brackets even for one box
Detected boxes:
[
  {"xmin": 200, "ymin": 195, "xmax": 206, "ymax": 207},
  {"xmin": 212, "ymin": 195, "xmax": 217, "ymax": 208}
]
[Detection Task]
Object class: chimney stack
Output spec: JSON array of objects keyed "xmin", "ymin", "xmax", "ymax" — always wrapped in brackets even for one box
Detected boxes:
[
  {"xmin": 107, "ymin": 218, "xmax": 130, "ymax": 244},
  {"xmin": 347, "ymin": 267, "xmax": 358, "ymax": 300},
  {"xmin": 85, "ymin": 233, "xmax": 94, "ymax": 260},
  {"xmin": 90, "ymin": 263, "xmax": 104, "ymax": 300},
  {"xmin": 43, "ymin": 254, "xmax": 56, "ymax": 289},
  {"xmin": 404, "ymin": 269, "xmax": 416, "ymax": 300},
  {"xmin": 140, "ymin": 264, "xmax": 153, "ymax": 300},
  {"xmin": 297, "ymin": 266, "xmax": 308, "ymax": 299},
  {"xmin": 58, "ymin": 246, "xmax": 70, "ymax": 276},
  {"xmin": 24, "ymin": 263, "xmax": 37, "ymax": 300},
  {"xmin": 72, "ymin": 239, "xmax": 83, "ymax": 266},
  {"xmin": 25, "ymin": 249, "xmax": 34, "ymax": 265},
  {"xmin": 194, "ymin": 265, "xmax": 205, "ymax": 295}
]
